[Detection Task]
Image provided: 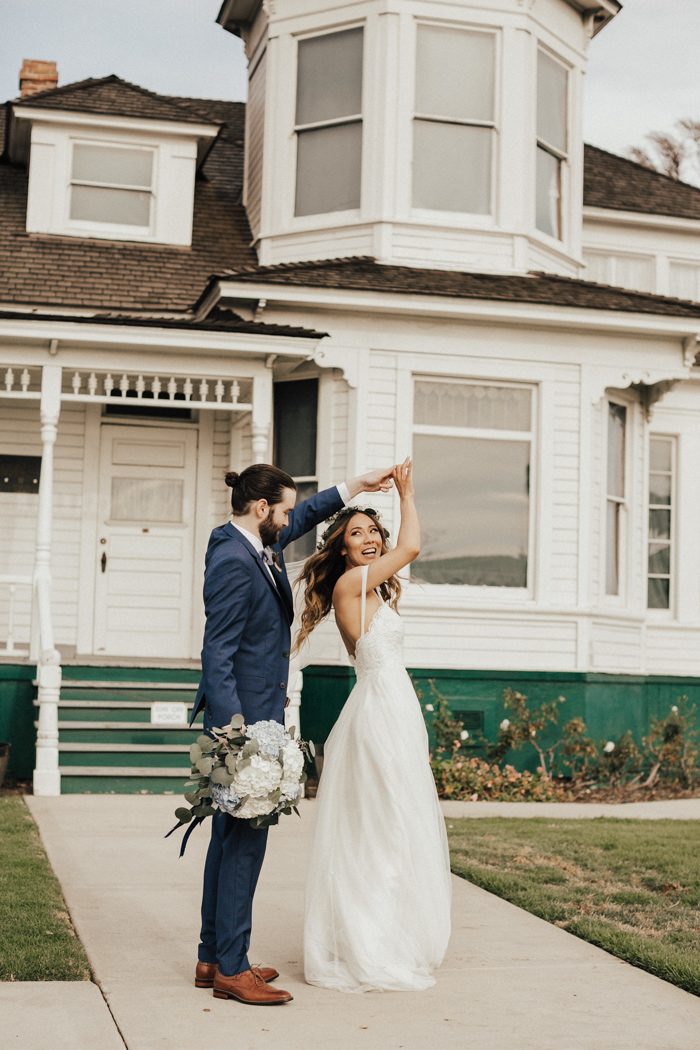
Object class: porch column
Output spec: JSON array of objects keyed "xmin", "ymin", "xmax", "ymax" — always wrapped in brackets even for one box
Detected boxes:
[
  {"xmin": 33, "ymin": 364, "xmax": 62, "ymax": 797},
  {"xmin": 251, "ymin": 366, "xmax": 273, "ymax": 462}
]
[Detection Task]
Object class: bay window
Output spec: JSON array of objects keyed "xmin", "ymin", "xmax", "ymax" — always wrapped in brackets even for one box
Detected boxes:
[
  {"xmin": 412, "ymin": 380, "xmax": 533, "ymax": 588},
  {"xmin": 69, "ymin": 142, "xmax": 154, "ymax": 228},
  {"xmin": 647, "ymin": 436, "xmax": 674, "ymax": 610},
  {"xmin": 412, "ymin": 25, "xmax": 496, "ymax": 214},
  {"xmin": 605, "ymin": 402, "xmax": 627, "ymax": 596},
  {"xmin": 536, "ymin": 49, "xmax": 568, "ymax": 240},
  {"xmin": 294, "ymin": 28, "xmax": 363, "ymax": 217}
]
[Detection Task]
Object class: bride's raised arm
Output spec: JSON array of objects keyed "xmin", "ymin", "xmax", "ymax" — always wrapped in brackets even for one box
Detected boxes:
[{"xmin": 335, "ymin": 456, "xmax": 420, "ymax": 600}]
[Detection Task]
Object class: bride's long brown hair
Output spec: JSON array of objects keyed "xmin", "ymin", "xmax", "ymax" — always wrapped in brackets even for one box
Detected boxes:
[{"xmin": 293, "ymin": 506, "xmax": 402, "ymax": 653}]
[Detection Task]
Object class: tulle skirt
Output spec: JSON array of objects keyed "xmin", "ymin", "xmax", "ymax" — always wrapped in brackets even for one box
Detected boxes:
[{"xmin": 303, "ymin": 663, "xmax": 452, "ymax": 992}]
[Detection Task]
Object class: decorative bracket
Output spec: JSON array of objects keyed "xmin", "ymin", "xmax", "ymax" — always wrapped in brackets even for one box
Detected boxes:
[
  {"xmin": 683, "ymin": 335, "xmax": 698, "ymax": 369},
  {"xmin": 312, "ymin": 343, "xmax": 358, "ymax": 388}
]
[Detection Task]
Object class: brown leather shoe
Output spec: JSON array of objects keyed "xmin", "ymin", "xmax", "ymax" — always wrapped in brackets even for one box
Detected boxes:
[
  {"xmin": 213, "ymin": 967, "xmax": 293, "ymax": 1005},
  {"xmin": 195, "ymin": 961, "xmax": 279, "ymax": 988}
]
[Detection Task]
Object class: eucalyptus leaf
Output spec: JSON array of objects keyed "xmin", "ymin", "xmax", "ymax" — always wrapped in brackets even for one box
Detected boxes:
[
  {"xmin": 189, "ymin": 743, "xmax": 202, "ymax": 763},
  {"xmin": 184, "ymin": 791, "xmax": 198, "ymax": 805},
  {"xmin": 230, "ymin": 713, "xmax": 245, "ymax": 730},
  {"xmin": 237, "ymin": 757, "xmax": 252, "ymax": 771},
  {"xmin": 225, "ymin": 753, "xmax": 238, "ymax": 773},
  {"xmin": 197, "ymin": 734, "xmax": 217, "ymax": 753},
  {"xmin": 196, "ymin": 756, "xmax": 214, "ymax": 776},
  {"xmin": 308, "ymin": 741, "xmax": 316, "ymax": 757},
  {"xmin": 288, "ymin": 725, "xmax": 296, "ymax": 739},
  {"xmin": 210, "ymin": 766, "xmax": 235, "ymax": 786},
  {"xmin": 174, "ymin": 807, "xmax": 193, "ymax": 823}
]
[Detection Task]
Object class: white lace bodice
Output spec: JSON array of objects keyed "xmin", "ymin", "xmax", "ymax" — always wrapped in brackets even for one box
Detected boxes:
[{"xmin": 350, "ymin": 566, "xmax": 405, "ymax": 679}]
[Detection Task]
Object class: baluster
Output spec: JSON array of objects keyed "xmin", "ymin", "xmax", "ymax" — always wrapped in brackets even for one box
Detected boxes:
[
  {"xmin": 88, "ymin": 372, "xmax": 98, "ymax": 396},
  {"xmin": 119, "ymin": 374, "xmax": 130, "ymax": 397},
  {"xmin": 199, "ymin": 379, "xmax": 209, "ymax": 402},
  {"xmin": 151, "ymin": 376, "xmax": 161, "ymax": 399},
  {"xmin": 183, "ymin": 377, "xmax": 193, "ymax": 402},
  {"xmin": 20, "ymin": 369, "xmax": 30, "ymax": 392},
  {"xmin": 230, "ymin": 380, "xmax": 240, "ymax": 404},
  {"xmin": 214, "ymin": 380, "xmax": 224, "ymax": 403},
  {"xmin": 167, "ymin": 377, "xmax": 177, "ymax": 400},
  {"xmin": 104, "ymin": 373, "xmax": 114, "ymax": 396},
  {"xmin": 4, "ymin": 368, "xmax": 13, "ymax": 392},
  {"xmin": 136, "ymin": 375, "xmax": 145, "ymax": 399},
  {"xmin": 71, "ymin": 372, "xmax": 81, "ymax": 395}
]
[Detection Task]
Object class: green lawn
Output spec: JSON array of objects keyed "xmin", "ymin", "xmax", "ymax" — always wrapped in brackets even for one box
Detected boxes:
[
  {"xmin": 0, "ymin": 797, "xmax": 90, "ymax": 981},
  {"xmin": 447, "ymin": 817, "xmax": 700, "ymax": 997}
]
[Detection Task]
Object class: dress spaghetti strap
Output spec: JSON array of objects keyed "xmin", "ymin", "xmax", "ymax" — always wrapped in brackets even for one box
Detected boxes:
[{"xmin": 360, "ymin": 563, "xmax": 369, "ymax": 636}]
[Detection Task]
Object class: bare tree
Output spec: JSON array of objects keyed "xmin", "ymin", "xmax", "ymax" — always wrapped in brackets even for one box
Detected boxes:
[{"xmin": 628, "ymin": 119, "xmax": 700, "ymax": 187}]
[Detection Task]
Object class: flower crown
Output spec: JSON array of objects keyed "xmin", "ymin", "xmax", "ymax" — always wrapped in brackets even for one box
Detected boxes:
[{"xmin": 317, "ymin": 505, "xmax": 390, "ymax": 551}]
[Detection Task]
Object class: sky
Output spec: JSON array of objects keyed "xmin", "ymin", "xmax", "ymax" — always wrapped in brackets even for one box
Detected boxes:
[{"xmin": 1, "ymin": 0, "xmax": 698, "ymax": 160}]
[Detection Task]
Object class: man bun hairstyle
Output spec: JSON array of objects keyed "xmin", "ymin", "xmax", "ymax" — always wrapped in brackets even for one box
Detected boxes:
[{"xmin": 225, "ymin": 463, "xmax": 296, "ymax": 515}]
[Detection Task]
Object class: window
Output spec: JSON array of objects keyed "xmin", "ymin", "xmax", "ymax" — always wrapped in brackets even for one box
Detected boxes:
[
  {"xmin": 412, "ymin": 380, "xmax": 533, "ymax": 587},
  {"xmin": 273, "ymin": 378, "xmax": 319, "ymax": 562},
  {"xmin": 294, "ymin": 28, "xmax": 363, "ymax": 217},
  {"xmin": 648, "ymin": 436, "xmax": 674, "ymax": 610},
  {"xmin": 413, "ymin": 25, "xmax": 495, "ymax": 214},
  {"xmin": 605, "ymin": 402, "xmax": 627, "ymax": 596},
  {"xmin": 536, "ymin": 50, "xmax": 568, "ymax": 239},
  {"xmin": 69, "ymin": 143, "xmax": 154, "ymax": 228}
]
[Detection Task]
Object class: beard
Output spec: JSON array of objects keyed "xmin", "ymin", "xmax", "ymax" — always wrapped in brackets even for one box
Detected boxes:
[{"xmin": 259, "ymin": 508, "xmax": 283, "ymax": 548}]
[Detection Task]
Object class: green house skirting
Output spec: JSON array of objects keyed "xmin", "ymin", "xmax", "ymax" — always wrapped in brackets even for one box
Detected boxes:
[
  {"xmin": 300, "ymin": 666, "xmax": 700, "ymax": 774},
  {"xmin": 0, "ymin": 665, "xmax": 36, "ymax": 779}
]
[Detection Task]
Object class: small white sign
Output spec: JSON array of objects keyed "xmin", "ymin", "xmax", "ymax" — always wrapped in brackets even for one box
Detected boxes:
[{"xmin": 151, "ymin": 701, "xmax": 188, "ymax": 725}]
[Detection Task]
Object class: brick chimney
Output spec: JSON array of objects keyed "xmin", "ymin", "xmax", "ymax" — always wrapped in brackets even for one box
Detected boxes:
[{"xmin": 19, "ymin": 59, "xmax": 58, "ymax": 98}]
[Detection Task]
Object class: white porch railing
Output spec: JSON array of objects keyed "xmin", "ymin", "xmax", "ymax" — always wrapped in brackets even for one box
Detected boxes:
[{"xmin": 0, "ymin": 575, "xmax": 32, "ymax": 656}]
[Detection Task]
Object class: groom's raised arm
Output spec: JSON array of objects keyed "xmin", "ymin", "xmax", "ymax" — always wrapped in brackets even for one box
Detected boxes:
[{"xmin": 278, "ymin": 468, "xmax": 395, "ymax": 549}]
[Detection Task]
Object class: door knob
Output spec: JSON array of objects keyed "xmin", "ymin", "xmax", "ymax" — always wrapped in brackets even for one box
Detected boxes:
[{"xmin": 101, "ymin": 551, "xmax": 107, "ymax": 573}]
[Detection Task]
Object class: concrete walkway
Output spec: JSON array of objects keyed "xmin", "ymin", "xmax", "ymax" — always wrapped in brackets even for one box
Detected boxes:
[
  {"xmin": 440, "ymin": 797, "xmax": 700, "ymax": 819},
  {"xmin": 22, "ymin": 796, "xmax": 700, "ymax": 1050}
]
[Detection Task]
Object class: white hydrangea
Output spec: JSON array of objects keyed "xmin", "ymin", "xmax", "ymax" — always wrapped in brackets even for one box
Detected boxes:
[
  {"xmin": 233, "ymin": 754, "xmax": 282, "ymax": 800},
  {"xmin": 460, "ymin": 730, "xmax": 470, "ymax": 740},
  {"xmin": 236, "ymin": 794, "xmax": 277, "ymax": 819},
  {"xmin": 603, "ymin": 740, "xmax": 616, "ymax": 754},
  {"xmin": 210, "ymin": 783, "xmax": 241, "ymax": 816},
  {"xmin": 281, "ymin": 741, "xmax": 304, "ymax": 780},
  {"xmin": 246, "ymin": 720, "xmax": 289, "ymax": 758},
  {"xmin": 280, "ymin": 781, "xmax": 301, "ymax": 803}
]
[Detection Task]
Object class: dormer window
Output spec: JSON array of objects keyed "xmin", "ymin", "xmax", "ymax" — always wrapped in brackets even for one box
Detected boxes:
[
  {"xmin": 536, "ymin": 49, "xmax": 569, "ymax": 240},
  {"xmin": 294, "ymin": 27, "xmax": 364, "ymax": 217},
  {"xmin": 69, "ymin": 142, "xmax": 154, "ymax": 229},
  {"xmin": 412, "ymin": 24, "xmax": 496, "ymax": 215}
]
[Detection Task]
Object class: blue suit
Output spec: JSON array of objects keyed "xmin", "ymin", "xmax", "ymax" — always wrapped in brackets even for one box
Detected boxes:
[{"xmin": 194, "ymin": 485, "xmax": 344, "ymax": 976}]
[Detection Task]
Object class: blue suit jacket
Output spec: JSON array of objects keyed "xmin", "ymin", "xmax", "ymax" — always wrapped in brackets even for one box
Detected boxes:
[{"xmin": 191, "ymin": 486, "xmax": 344, "ymax": 730}]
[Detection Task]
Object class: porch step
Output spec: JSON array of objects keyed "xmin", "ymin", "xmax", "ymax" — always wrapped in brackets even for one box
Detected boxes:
[{"xmin": 46, "ymin": 666, "xmax": 202, "ymax": 794}]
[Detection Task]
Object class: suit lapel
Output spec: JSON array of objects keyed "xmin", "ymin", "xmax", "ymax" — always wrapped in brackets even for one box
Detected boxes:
[{"xmin": 224, "ymin": 523, "xmax": 294, "ymax": 624}]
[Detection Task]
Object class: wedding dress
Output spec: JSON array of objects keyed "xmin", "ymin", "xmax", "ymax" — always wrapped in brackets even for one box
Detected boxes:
[{"xmin": 303, "ymin": 564, "xmax": 452, "ymax": 992}]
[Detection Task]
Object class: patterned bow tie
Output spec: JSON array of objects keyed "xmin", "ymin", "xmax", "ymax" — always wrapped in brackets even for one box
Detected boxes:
[{"xmin": 261, "ymin": 546, "xmax": 279, "ymax": 570}]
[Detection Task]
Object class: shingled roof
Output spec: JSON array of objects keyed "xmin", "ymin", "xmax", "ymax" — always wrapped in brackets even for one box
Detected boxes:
[
  {"xmin": 11, "ymin": 74, "xmax": 218, "ymax": 126},
  {"xmin": 0, "ymin": 89, "xmax": 256, "ymax": 313},
  {"xmin": 583, "ymin": 144, "xmax": 700, "ymax": 222},
  {"xmin": 213, "ymin": 257, "xmax": 700, "ymax": 319}
]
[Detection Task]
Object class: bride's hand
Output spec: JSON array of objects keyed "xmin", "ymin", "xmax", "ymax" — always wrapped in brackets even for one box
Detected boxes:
[{"xmin": 392, "ymin": 456, "xmax": 414, "ymax": 498}]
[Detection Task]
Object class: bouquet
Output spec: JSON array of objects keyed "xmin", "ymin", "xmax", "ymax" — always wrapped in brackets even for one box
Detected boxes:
[{"xmin": 167, "ymin": 715, "xmax": 315, "ymax": 849}]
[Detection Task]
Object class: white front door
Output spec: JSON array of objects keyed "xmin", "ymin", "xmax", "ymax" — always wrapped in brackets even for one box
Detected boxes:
[{"xmin": 93, "ymin": 424, "xmax": 197, "ymax": 658}]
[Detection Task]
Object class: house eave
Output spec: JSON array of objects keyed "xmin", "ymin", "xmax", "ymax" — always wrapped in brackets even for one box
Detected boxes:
[
  {"xmin": 216, "ymin": 0, "xmax": 262, "ymax": 37},
  {"xmin": 565, "ymin": 0, "xmax": 621, "ymax": 34},
  {"xmin": 583, "ymin": 206, "xmax": 700, "ymax": 234}
]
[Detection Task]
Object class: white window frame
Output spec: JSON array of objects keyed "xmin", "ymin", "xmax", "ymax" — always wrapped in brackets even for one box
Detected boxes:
[
  {"xmin": 646, "ymin": 433, "xmax": 676, "ymax": 618},
  {"xmin": 602, "ymin": 395, "xmax": 631, "ymax": 606},
  {"xmin": 292, "ymin": 24, "xmax": 365, "ymax": 221},
  {"xmin": 410, "ymin": 20, "xmax": 500, "ymax": 226},
  {"xmin": 535, "ymin": 46, "xmax": 570, "ymax": 244},
  {"xmin": 410, "ymin": 375, "xmax": 536, "ymax": 598},
  {"xmin": 66, "ymin": 139, "xmax": 156, "ymax": 237}
]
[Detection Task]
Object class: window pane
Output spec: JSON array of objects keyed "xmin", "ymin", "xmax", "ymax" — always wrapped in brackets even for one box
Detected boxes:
[
  {"xmin": 412, "ymin": 435, "xmax": 529, "ymax": 587},
  {"xmin": 649, "ymin": 509, "xmax": 671, "ymax": 539},
  {"xmin": 296, "ymin": 28, "xmax": 363, "ymax": 125},
  {"xmin": 70, "ymin": 185, "xmax": 151, "ymax": 226},
  {"xmin": 414, "ymin": 381, "xmax": 531, "ymax": 431},
  {"xmin": 284, "ymin": 481, "xmax": 318, "ymax": 564},
  {"xmin": 73, "ymin": 144, "xmax": 153, "ymax": 187},
  {"xmin": 648, "ymin": 577, "xmax": 670, "ymax": 610},
  {"xmin": 607, "ymin": 403, "xmax": 626, "ymax": 499},
  {"xmin": 606, "ymin": 500, "xmax": 619, "ymax": 595},
  {"xmin": 649, "ymin": 438, "xmax": 672, "ymax": 472},
  {"xmin": 295, "ymin": 122, "xmax": 362, "ymax": 215},
  {"xmin": 648, "ymin": 543, "xmax": 670, "ymax": 575},
  {"xmin": 535, "ymin": 147, "xmax": 561, "ymax": 238},
  {"xmin": 110, "ymin": 478, "xmax": 183, "ymax": 522},
  {"xmin": 413, "ymin": 122, "xmax": 491, "ymax": 213},
  {"xmin": 649, "ymin": 472, "xmax": 672, "ymax": 504},
  {"xmin": 537, "ymin": 50, "xmax": 567, "ymax": 152},
  {"xmin": 274, "ymin": 379, "xmax": 318, "ymax": 477},
  {"xmin": 415, "ymin": 25, "xmax": 494, "ymax": 122}
]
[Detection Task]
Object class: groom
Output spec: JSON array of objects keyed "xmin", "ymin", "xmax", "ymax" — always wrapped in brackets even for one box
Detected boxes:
[{"xmin": 190, "ymin": 462, "xmax": 394, "ymax": 1005}]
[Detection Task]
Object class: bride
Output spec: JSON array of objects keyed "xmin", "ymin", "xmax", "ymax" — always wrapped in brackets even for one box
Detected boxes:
[{"xmin": 294, "ymin": 456, "xmax": 452, "ymax": 992}]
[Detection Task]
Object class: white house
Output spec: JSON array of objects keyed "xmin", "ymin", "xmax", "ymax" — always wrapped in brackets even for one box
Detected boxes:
[{"xmin": 2, "ymin": 0, "xmax": 700, "ymax": 795}]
